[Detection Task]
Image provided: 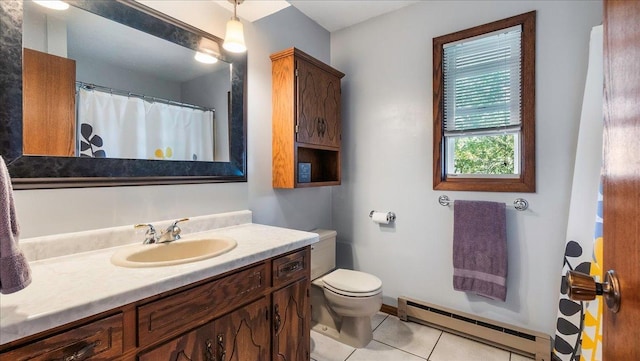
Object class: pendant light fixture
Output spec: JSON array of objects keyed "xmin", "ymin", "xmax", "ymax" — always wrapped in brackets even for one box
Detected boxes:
[
  {"xmin": 194, "ymin": 51, "xmax": 219, "ymax": 64},
  {"xmin": 195, "ymin": 38, "xmax": 220, "ymax": 64},
  {"xmin": 223, "ymin": 0, "xmax": 247, "ymax": 53}
]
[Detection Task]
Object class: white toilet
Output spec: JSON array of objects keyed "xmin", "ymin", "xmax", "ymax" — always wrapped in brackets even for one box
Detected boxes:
[{"xmin": 310, "ymin": 229, "xmax": 383, "ymax": 348}]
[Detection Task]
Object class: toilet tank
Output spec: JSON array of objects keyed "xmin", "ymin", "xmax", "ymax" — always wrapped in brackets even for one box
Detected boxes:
[{"xmin": 310, "ymin": 229, "xmax": 337, "ymax": 280}]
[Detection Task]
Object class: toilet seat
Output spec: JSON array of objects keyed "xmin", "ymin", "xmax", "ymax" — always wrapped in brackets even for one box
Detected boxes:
[{"xmin": 322, "ymin": 269, "xmax": 382, "ymax": 297}]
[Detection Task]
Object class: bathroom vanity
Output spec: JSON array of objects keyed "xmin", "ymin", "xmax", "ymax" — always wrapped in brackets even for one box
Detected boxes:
[{"xmin": 0, "ymin": 211, "xmax": 316, "ymax": 361}]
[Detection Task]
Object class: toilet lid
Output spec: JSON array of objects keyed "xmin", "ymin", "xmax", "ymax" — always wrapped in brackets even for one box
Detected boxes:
[{"xmin": 322, "ymin": 269, "xmax": 382, "ymax": 296}]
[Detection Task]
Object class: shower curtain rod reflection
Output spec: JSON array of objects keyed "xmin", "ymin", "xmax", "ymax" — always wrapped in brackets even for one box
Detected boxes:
[
  {"xmin": 76, "ymin": 81, "xmax": 216, "ymax": 113},
  {"xmin": 438, "ymin": 195, "xmax": 529, "ymax": 211}
]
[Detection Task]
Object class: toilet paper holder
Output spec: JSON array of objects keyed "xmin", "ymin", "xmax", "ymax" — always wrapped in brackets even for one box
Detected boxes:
[{"xmin": 369, "ymin": 211, "xmax": 396, "ymax": 223}]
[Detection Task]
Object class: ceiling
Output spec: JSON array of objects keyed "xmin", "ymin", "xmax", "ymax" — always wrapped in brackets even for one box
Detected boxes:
[
  {"xmin": 214, "ymin": 0, "xmax": 420, "ymax": 32},
  {"xmin": 25, "ymin": 0, "xmax": 421, "ymax": 87},
  {"xmin": 288, "ymin": 1, "xmax": 420, "ymax": 32}
]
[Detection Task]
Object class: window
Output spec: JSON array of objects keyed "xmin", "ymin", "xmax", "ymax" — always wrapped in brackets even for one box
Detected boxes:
[{"xmin": 433, "ymin": 11, "xmax": 536, "ymax": 192}]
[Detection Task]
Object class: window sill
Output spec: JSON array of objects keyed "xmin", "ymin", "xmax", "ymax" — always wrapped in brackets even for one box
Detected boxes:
[{"xmin": 433, "ymin": 176, "xmax": 535, "ymax": 192}]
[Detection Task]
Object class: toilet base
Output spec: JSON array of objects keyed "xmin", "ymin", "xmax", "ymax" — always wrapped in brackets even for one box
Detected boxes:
[
  {"xmin": 338, "ymin": 316, "xmax": 374, "ymax": 348},
  {"xmin": 311, "ymin": 283, "xmax": 376, "ymax": 348},
  {"xmin": 311, "ymin": 316, "xmax": 374, "ymax": 348}
]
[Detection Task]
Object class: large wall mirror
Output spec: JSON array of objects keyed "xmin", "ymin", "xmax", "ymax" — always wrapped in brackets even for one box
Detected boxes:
[{"xmin": 0, "ymin": 0, "xmax": 247, "ymax": 189}]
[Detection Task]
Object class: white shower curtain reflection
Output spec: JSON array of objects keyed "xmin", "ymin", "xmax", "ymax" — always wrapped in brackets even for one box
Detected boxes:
[
  {"xmin": 78, "ymin": 88, "xmax": 147, "ymax": 159},
  {"xmin": 77, "ymin": 88, "xmax": 214, "ymax": 161},
  {"xmin": 146, "ymin": 102, "xmax": 214, "ymax": 161}
]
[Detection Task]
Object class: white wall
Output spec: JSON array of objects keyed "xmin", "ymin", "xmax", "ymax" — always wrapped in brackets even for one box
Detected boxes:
[
  {"xmin": 73, "ymin": 53, "xmax": 182, "ymax": 100},
  {"xmin": 13, "ymin": 2, "xmax": 333, "ymax": 238},
  {"xmin": 330, "ymin": 0, "xmax": 602, "ymax": 336},
  {"xmin": 22, "ymin": 5, "xmax": 67, "ymax": 57},
  {"xmin": 181, "ymin": 68, "xmax": 231, "ymax": 161}
]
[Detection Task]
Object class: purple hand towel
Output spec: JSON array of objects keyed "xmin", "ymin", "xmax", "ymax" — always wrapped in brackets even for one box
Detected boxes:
[
  {"xmin": 453, "ymin": 200, "xmax": 507, "ymax": 301},
  {"xmin": 0, "ymin": 156, "xmax": 32, "ymax": 294}
]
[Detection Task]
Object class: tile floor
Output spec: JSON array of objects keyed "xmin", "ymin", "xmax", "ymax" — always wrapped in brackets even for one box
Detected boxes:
[{"xmin": 310, "ymin": 313, "xmax": 535, "ymax": 361}]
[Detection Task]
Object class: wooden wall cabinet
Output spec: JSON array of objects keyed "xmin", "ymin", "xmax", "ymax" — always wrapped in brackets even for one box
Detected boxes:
[
  {"xmin": 271, "ymin": 47, "xmax": 345, "ymax": 188},
  {"xmin": 0, "ymin": 247, "xmax": 311, "ymax": 361}
]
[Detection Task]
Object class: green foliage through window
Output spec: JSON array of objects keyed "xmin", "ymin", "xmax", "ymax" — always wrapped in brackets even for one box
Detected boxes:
[{"xmin": 452, "ymin": 134, "xmax": 515, "ymax": 174}]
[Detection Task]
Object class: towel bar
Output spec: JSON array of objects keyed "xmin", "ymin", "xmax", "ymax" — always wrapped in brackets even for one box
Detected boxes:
[{"xmin": 438, "ymin": 195, "xmax": 529, "ymax": 211}]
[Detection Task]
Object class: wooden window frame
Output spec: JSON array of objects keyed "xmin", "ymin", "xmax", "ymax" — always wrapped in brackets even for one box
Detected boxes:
[{"xmin": 433, "ymin": 11, "xmax": 536, "ymax": 192}]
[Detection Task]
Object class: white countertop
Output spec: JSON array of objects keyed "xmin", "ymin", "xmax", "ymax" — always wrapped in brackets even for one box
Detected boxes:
[{"xmin": 0, "ymin": 222, "xmax": 318, "ymax": 345}]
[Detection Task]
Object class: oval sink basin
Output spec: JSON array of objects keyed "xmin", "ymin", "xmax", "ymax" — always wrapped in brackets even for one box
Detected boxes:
[{"xmin": 111, "ymin": 237, "xmax": 237, "ymax": 268}]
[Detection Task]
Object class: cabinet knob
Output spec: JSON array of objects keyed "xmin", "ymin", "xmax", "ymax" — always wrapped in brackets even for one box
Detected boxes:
[
  {"xmin": 61, "ymin": 341, "xmax": 100, "ymax": 361},
  {"xmin": 205, "ymin": 339, "xmax": 215, "ymax": 361},
  {"xmin": 279, "ymin": 260, "xmax": 302, "ymax": 276},
  {"xmin": 316, "ymin": 117, "xmax": 327, "ymax": 137},
  {"xmin": 217, "ymin": 334, "xmax": 226, "ymax": 361},
  {"xmin": 274, "ymin": 304, "xmax": 282, "ymax": 333}
]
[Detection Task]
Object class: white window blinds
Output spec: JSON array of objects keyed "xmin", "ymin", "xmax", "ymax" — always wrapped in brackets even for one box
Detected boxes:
[{"xmin": 443, "ymin": 25, "xmax": 522, "ymax": 135}]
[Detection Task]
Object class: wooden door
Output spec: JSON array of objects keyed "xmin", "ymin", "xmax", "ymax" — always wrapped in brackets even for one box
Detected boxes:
[
  {"xmin": 22, "ymin": 48, "xmax": 76, "ymax": 156},
  {"xmin": 272, "ymin": 279, "xmax": 310, "ymax": 361},
  {"xmin": 602, "ymin": 0, "xmax": 640, "ymax": 359},
  {"xmin": 215, "ymin": 297, "xmax": 270, "ymax": 361},
  {"xmin": 138, "ymin": 322, "xmax": 215, "ymax": 361},
  {"xmin": 296, "ymin": 59, "xmax": 341, "ymax": 148}
]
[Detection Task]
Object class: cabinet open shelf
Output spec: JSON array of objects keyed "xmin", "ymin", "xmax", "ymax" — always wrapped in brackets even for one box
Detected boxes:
[{"xmin": 296, "ymin": 146, "xmax": 340, "ymax": 186}]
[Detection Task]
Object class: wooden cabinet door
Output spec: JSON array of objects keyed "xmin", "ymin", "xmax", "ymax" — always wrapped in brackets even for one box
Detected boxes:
[
  {"xmin": 23, "ymin": 48, "xmax": 76, "ymax": 157},
  {"xmin": 138, "ymin": 323, "xmax": 215, "ymax": 361},
  {"xmin": 296, "ymin": 59, "xmax": 341, "ymax": 148},
  {"xmin": 214, "ymin": 297, "xmax": 270, "ymax": 361},
  {"xmin": 272, "ymin": 279, "xmax": 310, "ymax": 361}
]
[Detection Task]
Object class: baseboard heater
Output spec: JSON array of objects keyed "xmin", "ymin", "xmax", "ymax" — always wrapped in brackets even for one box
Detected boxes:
[{"xmin": 397, "ymin": 296, "xmax": 551, "ymax": 361}]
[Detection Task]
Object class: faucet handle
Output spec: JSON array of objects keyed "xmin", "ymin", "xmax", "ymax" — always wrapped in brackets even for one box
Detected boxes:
[
  {"xmin": 135, "ymin": 223, "xmax": 157, "ymax": 244},
  {"xmin": 165, "ymin": 218, "xmax": 189, "ymax": 241},
  {"xmin": 171, "ymin": 218, "xmax": 189, "ymax": 227}
]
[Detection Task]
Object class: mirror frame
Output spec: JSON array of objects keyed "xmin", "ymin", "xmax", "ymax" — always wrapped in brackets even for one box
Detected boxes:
[{"xmin": 0, "ymin": 0, "xmax": 247, "ymax": 189}]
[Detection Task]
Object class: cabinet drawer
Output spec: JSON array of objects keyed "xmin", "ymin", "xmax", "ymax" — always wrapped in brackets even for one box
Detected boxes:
[
  {"xmin": 2, "ymin": 313, "xmax": 123, "ymax": 361},
  {"xmin": 272, "ymin": 247, "xmax": 309, "ymax": 288},
  {"xmin": 137, "ymin": 263, "xmax": 266, "ymax": 347}
]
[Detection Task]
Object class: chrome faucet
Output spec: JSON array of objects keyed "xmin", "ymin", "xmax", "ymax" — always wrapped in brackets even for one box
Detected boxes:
[
  {"xmin": 134, "ymin": 223, "xmax": 158, "ymax": 244},
  {"xmin": 135, "ymin": 218, "xmax": 189, "ymax": 244},
  {"xmin": 157, "ymin": 218, "xmax": 189, "ymax": 243}
]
